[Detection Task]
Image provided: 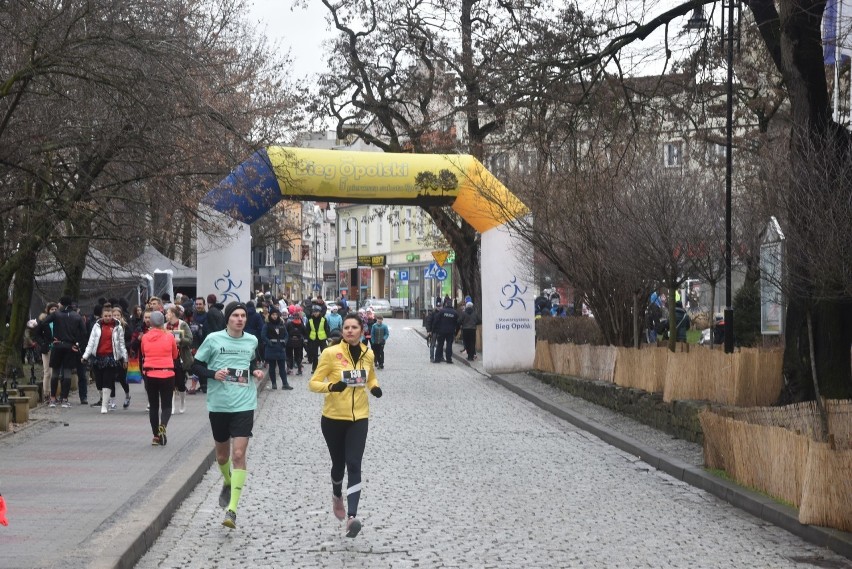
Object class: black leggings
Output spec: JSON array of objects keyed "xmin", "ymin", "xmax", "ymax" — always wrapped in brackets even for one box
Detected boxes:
[
  {"xmin": 321, "ymin": 416, "xmax": 368, "ymax": 518},
  {"xmin": 286, "ymin": 346, "xmax": 303, "ymax": 370},
  {"xmin": 144, "ymin": 376, "xmax": 175, "ymax": 435}
]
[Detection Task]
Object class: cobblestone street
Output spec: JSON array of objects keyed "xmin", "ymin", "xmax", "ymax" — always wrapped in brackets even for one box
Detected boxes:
[{"xmin": 135, "ymin": 320, "xmax": 849, "ymax": 569}]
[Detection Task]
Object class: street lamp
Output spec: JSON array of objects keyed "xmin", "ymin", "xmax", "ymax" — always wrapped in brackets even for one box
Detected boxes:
[
  {"xmin": 685, "ymin": 1, "xmax": 737, "ymax": 353},
  {"xmin": 305, "ymin": 222, "xmax": 320, "ymax": 298},
  {"xmin": 344, "ymin": 216, "xmax": 362, "ymax": 310}
]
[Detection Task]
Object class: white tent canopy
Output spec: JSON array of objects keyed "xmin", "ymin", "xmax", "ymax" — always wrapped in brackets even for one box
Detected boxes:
[{"xmin": 127, "ymin": 245, "xmax": 196, "ymax": 288}]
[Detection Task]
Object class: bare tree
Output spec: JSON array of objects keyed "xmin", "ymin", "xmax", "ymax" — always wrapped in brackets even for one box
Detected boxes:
[{"xmin": 0, "ymin": 0, "xmax": 301, "ymax": 371}]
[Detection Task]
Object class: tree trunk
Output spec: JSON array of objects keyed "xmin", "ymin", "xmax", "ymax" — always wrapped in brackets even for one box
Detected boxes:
[
  {"xmin": 59, "ymin": 237, "xmax": 92, "ymax": 301},
  {"xmin": 668, "ymin": 284, "xmax": 677, "ymax": 352},
  {"xmin": 748, "ymin": 0, "xmax": 852, "ymax": 400},
  {"xmin": 633, "ymin": 291, "xmax": 640, "ymax": 349},
  {"xmin": 453, "ymin": 243, "xmax": 481, "ymax": 308},
  {"xmin": 181, "ymin": 217, "xmax": 193, "ymax": 267},
  {"xmin": 708, "ymin": 279, "xmax": 717, "ymax": 348},
  {"xmin": 806, "ymin": 307, "xmax": 830, "ymax": 440},
  {"xmin": 1, "ymin": 249, "xmax": 38, "ymax": 374}
]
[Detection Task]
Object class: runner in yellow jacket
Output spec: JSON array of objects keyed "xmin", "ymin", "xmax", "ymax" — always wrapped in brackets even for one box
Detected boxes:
[{"xmin": 308, "ymin": 313, "xmax": 382, "ymax": 538}]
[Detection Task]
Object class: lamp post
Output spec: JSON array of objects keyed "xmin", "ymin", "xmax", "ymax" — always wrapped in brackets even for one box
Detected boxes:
[
  {"xmin": 305, "ymin": 222, "xmax": 320, "ymax": 298},
  {"xmin": 685, "ymin": 2, "xmax": 737, "ymax": 353},
  {"xmin": 344, "ymin": 216, "xmax": 361, "ymax": 310}
]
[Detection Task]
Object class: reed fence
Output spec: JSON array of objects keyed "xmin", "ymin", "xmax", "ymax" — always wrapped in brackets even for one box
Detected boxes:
[
  {"xmin": 534, "ymin": 342, "xmax": 783, "ymax": 407},
  {"xmin": 700, "ymin": 400, "xmax": 852, "ymax": 533}
]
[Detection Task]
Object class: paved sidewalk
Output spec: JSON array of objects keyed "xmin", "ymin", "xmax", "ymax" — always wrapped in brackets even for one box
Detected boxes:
[
  {"xmin": 1, "ymin": 320, "xmax": 850, "ymax": 568},
  {"xmin": 0, "ymin": 380, "xmax": 269, "ymax": 569}
]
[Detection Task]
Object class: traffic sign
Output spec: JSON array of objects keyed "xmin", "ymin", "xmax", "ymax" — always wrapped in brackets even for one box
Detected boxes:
[
  {"xmin": 399, "ymin": 270, "xmax": 409, "ymax": 282},
  {"xmin": 313, "ymin": 283, "xmax": 321, "ymax": 291},
  {"xmin": 423, "ymin": 262, "xmax": 439, "ymax": 279},
  {"xmin": 432, "ymin": 250, "xmax": 450, "ymax": 267},
  {"xmin": 435, "ymin": 268, "xmax": 448, "ymax": 281}
]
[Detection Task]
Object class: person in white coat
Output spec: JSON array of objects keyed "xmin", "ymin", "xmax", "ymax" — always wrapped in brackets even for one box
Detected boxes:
[{"xmin": 81, "ymin": 303, "xmax": 128, "ymax": 414}]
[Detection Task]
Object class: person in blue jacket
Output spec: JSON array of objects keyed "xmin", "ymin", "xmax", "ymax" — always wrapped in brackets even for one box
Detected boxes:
[{"xmin": 369, "ymin": 316, "xmax": 390, "ymax": 369}]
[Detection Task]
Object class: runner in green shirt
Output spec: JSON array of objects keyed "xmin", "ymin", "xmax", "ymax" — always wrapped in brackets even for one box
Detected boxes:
[{"xmin": 192, "ymin": 301, "xmax": 264, "ymax": 529}]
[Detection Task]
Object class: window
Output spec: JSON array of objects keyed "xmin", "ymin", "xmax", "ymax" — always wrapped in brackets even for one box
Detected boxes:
[
  {"xmin": 664, "ymin": 141, "xmax": 683, "ymax": 168},
  {"xmin": 360, "ymin": 218, "xmax": 367, "ymax": 246},
  {"xmin": 707, "ymin": 142, "xmax": 726, "ymax": 165},
  {"xmin": 265, "ymin": 245, "xmax": 273, "ymax": 266},
  {"xmin": 377, "ymin": 216, "xmax": 383, "ymax": 244},
  {"xmin": 405, "ymin": 208, "xmax": 412, "ymax": 240},
  {"xmin": 393, "ymin": 214, "xmax": 400, "ymax": 241}
]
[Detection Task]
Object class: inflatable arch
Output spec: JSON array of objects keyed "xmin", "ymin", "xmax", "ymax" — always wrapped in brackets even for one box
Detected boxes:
[{"xmin": 198, "ymin": 147, "xmax": 534, "ymax": 373}]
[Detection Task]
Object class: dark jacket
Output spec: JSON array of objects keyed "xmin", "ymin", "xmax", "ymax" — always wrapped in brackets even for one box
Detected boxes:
[
  {"xmin": 35, "ymin": 317, "xmax": 54, "ymax": 354},
  {"xmin": 459, "ymin": 306, "xmax": 479, "ymax": 330},
  {"xmin": 434, "ymin": 306, "xmax": 460, "ymax": 336},
  {"xmin": 261, "ymin": 317, "xmax": 289, "ymax": 360},
  {"xmin": 645, "ymin": 302, "xmax": 662, "ymax": 331},
  {"xmin": 190, "ymin": 311, "xmax": 207, "ymax": 348},
  {"xmin": 39, "ymin": 307, "xmax": 87, "ymax": 347},
  {"xmin": 245, "ymin": 304, "xmax": 264, "ymax": 338},
  {"xmin": 675, "ymin": 307, "xmax": 691, "ymax": 342},
  {"xmin": 286, "ymin": 319, "xmax": 307, "ymax": 348},
  {"xmin": 205, "ymin": 304, "xmax": 226, "ymax": 334}
]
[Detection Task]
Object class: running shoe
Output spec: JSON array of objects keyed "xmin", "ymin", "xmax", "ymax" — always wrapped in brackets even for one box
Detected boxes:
[
  {"xmin": 282, "ymin": 384, "xmax": 294, "ymax": 390},
  {"xmin": 157, "ymin": 424, "xmax": 167, "ymax": 446},
  {"xmin": 123, "ymin": 395, "xmax": 131, "ymax": 409},
  {"xmin": 60, "ymin": 399, "xmax": 71, "ymax": 408},
  {"xmin": 332, "ymin": 495, "xmax": 345, "ymax": 521},
  {"xmin": 109, "ymin": 398, "xmax": 117, "ymax": 410},
  {"xmin": 151, "ymin": 436, "xmax": 160, "ymax": 446},
  {"xmin": 48, "ymin": 399, "xmax": 57, "ymax": 408},
  {"xmin": 90, "ymin": 399, "xmax": 102, "ymax": 408},
  {"xmin": 222, "ymin": 509, "xmax": 237, "ymax": 529},
  {"xmin": 345, "ymin": 516, "xmax": 362, "ymax": 538},
  {"xmin": 218, "ymin": 484, "xmax": 231, "ymax": 508}
]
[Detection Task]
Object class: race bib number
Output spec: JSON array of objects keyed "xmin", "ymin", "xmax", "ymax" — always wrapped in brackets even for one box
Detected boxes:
[
  {"xmin": 342, "ymin": 369, "xmax": 367, "ymax": 387},
  {"xmin": 225, "ymin": 368, "xmax": 251, "ymax": 385}
]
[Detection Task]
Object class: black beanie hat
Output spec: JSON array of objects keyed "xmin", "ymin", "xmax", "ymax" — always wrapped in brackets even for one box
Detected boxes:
[
  {"xmin": 223, "ymin": 301, "xmax": 247, "ymax": 321},
  {"xmin": 268, "ymin": 306, "xmax": 280, "ymax": 316}
]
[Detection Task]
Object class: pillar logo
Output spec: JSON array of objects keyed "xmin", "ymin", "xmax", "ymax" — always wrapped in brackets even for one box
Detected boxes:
[{"xmin": 499, "ymin": 276, "xmax": 527, "ymax": 311}]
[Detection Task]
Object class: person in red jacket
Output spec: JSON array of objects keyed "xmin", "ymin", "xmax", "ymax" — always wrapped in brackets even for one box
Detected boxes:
[{"xmin": 141, "ymin": 310, "xmax": 178, "ymax": 446}]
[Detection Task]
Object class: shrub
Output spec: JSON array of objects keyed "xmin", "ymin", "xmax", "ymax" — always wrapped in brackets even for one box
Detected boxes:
[
  {"xmin": 733, "ymin": 274, "xmax": 762, "ymax": 347},
  {"xmin": 535, "ymin": 316, "xmax": 605, "ymax": 345}
]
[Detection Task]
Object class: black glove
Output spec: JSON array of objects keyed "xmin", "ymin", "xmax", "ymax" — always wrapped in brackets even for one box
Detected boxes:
[
  {"xmin": 370, "ymin": 386, "xmax": 382, "ymax": 398},
  {"xmin": 329, "ymin": 381, "xmax": 347, "ymax": 392}
]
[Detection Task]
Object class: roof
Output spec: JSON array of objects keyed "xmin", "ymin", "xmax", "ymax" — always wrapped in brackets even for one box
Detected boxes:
[
  {"xmin": 37, "ymin": 248, "xmax": 139, "ymax": 282},
  {"xmin": 127, "ymin": 245, "xmax": 196, "ymax": 283}
]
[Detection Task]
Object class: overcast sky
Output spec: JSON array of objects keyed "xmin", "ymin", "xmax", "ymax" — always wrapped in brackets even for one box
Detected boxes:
[
  {"xmin": 246, "ymin": 0, "xmax": 332, "ymax": 80},
  {"xmin": 243, "ymin": 0, "xmax": 715, "ymax": 83}
]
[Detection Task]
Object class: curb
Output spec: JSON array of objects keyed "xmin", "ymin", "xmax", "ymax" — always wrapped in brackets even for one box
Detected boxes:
[
  {"xmin": 488, "ymin": 373, "xmax": 852, "ymax": 561},
  {"xmin": 92, "ymin": 377, "xmax": 272, "ymax": 569}
]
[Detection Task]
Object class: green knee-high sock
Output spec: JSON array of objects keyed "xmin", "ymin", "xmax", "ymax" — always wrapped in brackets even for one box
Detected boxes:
[
  {"xmin": 227, "ymin": 469, "xmax": 246, "ymax": 512},
  {"xmin": 219, "ymin": 459, "xmax": 232, "ymax": 486}
]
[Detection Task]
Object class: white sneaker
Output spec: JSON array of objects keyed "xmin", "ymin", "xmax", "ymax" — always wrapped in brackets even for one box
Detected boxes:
[{"xmin": 108, "ymin": 398, "xmax": 117, "ymax": 410}]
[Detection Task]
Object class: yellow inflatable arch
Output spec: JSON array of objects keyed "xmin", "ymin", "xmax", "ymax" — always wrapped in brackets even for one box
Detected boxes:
[{"xmin": 198, "ymin": 147, "xmax": 534, "ymax": 373}]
